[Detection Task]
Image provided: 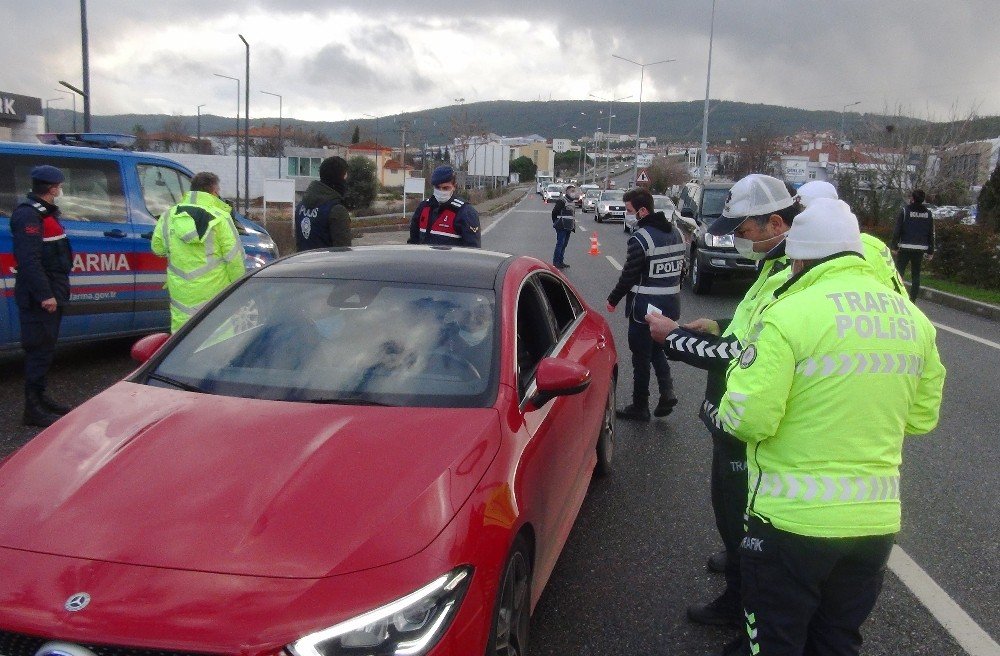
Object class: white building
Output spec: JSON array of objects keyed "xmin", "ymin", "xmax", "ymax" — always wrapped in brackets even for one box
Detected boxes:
[{"xmin": 551, "ymin": 138, "xmax": 573, "ymax": 153}]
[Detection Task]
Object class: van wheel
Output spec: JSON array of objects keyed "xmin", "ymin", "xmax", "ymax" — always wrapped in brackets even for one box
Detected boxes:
[{"xmin": 690, "ymin": 254, "xmax": 713, "ymax": 295}]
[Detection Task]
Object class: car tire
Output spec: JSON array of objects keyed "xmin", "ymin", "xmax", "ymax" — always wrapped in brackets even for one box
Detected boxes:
[
  {"xmin": 690, "ymin": 252, "xmax": 713, "ymax": 295},
  {"xmin": 487, "ymin": 535, "xmax": 532, "ymax": 656},
  {"xmin": 595, "ymin": 378, "xmax": 616, "ymax": 477}
]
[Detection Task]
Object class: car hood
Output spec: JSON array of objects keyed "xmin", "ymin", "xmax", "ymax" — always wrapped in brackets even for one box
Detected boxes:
[{"xmin": 0, "ymin": 382, "xmax": 500, "ymax": 578}]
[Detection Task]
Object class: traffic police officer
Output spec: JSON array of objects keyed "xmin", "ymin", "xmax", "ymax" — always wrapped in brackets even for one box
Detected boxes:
[
  {"xmin": 718, "ymin": 198, "xmax": 945, "ymax": 656},
  {"xmin": 648, "ymin": 174, "xmax": 800, "ymax": 627},
  {"xmin": 408, "ymin": 165, "xmax": 481, "ymax": 247},
  {"xmin": 11, "ymin": 165, "xmax": 74, "ymax": 427},
  {"xmin": 607, "ymin": 187, "xmax": 684, "ymax": 421},
  {"xmin": 152, "ymin": 172, "xmax": 246, "ymax": 332},
  {"xmin": 550, "ymin": 184, "xmax": 576, "ymax": 269}
]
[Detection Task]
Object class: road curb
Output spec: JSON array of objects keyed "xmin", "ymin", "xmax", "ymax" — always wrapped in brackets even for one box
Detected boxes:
[{"xmin": 913, "ymin": 283, "xmax": 1000, "ymax": 322}]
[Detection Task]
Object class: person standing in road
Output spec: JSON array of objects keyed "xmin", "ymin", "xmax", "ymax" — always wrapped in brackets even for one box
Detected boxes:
[
  {"xmin": 606, "ymin": 187, "xmax": 683, "ymax": 421},
  {"xmin": 295, "ymin": 156, "xmax": 352, "ymax": 250},
  {"xmin": 551, "ymin": 184, "xmax": 577, "ymax": 269},
  {"xmin": 152, "ymin": 172, "xmax": 246, "ymax": 333},
  {"xmin": 11, "ymin": 165, "xmax": 74, "ymax": 427},
  {"xmin": 891, "ymin": 188, "xmax": 934, "ymax": 302},
  {"xmin": 646, "ymin": 174, "xmax": 800, "ymax": 629},
  {"xmin": 408, "ymin": 165, "xmax": 481, "ymax": 247},
  {"xmin": 798, "ymin": 181, "xmax": 904, "ymax": 295},
  {"xmin": 716, "ymin": 198, "xmax": 945, "ymax": 656}
]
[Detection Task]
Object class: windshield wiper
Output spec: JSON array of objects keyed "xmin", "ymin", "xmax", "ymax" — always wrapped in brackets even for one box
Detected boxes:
[
  {"xmin": 307, "ymin": 397, "xmax": 396, "ymax": 407},
  {"xmin": 146, "ymin": 373, "xmax": 206, "ymax": 394}
]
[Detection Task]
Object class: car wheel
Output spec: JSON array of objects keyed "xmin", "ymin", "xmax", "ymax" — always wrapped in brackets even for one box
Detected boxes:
[
  {"xmin": 595, "ymin": 378, "xmax": 616, "ymax": 477},
  {"xmin": 487, "ymin": 535, "xmax": 532, "ymax": 656},
  {"xmin": 690, "ymin": 252, "xmax": 713, "ymax": 295}
]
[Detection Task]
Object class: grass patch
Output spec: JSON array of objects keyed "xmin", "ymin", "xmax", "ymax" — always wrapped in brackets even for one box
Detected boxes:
[{"xmin": 917, "ymin": 274, "xmax": 1000, "ymax": 305}]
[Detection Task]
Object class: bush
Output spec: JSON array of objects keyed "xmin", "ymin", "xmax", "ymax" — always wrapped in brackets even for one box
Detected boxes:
[
  {"xmin": 344, "ymin": 156, "xmax": 378, "ymax": 209},
  {"xmin": 929, "ymin": 221, "xmax": 1000, "ymax": 290}
]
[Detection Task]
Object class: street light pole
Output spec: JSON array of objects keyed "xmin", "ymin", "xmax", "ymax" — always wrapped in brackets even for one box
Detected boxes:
[
  {"xmin": 239, "ymin": 34, "xmax": 250, "ymax": 216},
  {"xmin": 213, "ymin": 73, "xmax": 241, "ymax": 211},
  {"xmin": 612, "ymin": 54, "xmax": 675, "ymax": 187},
  {"xmin": 261, "ymin": 91, "xmax": 283, "ymax": 177},
  {"xmin": 79, "ymin": 0, "xmax": 92, "ymax": 131},
  {"xmin": 590, "ymin": 93, "xmax": 632, "ymax": 189},
  {"xmin": 53, "ymin": 89, "xmax": 76, "ymax": 131},
  {"xmin": 196, "ymin": 103, "xmax": 206, "ymax": 152},
  {"xmin": 363, "ymin": 112, "xmax": 380, "ymax": 183},
  {"xmin": 58, "ymin": 80, "xmax": 87, "ymax": 133},
  {"xmin": 838, "ymin": 101, "xmax": 861, "ymax": 178},
  {"xmin": 45, "ymin": 98, "xmax": 63, "ymax": 133},
  {"xmin": 700, "ymin": 0, "xmax": 717, "ymax": 183}
]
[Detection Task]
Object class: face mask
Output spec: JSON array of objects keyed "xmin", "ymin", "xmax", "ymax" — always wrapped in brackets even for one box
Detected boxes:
[
  {"xmin": 433, "ymin": 188, "xmax": 453, "ymax": 203},
  {"xmin": 459, "ymin": 326, "xmax": 489, "ymax": 347},
  {"xmin": 734, "ymin": 236, "xmax": 774, "ymax": 261},
  {"xmin": 625, "ymin": 212, "xmax": 637, "ymax": 223},
  {"xmin": 53, "ymin": 187, "xmax": 64, "ymax": 199}
]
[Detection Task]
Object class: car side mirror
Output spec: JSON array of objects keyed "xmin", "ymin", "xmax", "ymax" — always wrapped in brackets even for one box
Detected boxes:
[
  {"xmin": 131, "ymin": 332, "xmax": 171, "ymax": 363},
  {"xmin": 528, "ymin": 357, "xmax": 591, "ymax": 409},
  {"xmin": 680, "ymin": 208, "xmax": 695, "ymax": 218}
]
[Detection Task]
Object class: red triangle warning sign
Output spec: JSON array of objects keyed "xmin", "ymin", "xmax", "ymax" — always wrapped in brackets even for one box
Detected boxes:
[{"xmin": 636, "ymin": 169, "xmax": 650, "ymax": 183}]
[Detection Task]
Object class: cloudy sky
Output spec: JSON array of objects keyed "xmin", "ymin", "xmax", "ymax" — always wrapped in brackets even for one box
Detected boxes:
[{"xmin": 3, "ymin": 0, "xmax": 998, "ymax": 125}]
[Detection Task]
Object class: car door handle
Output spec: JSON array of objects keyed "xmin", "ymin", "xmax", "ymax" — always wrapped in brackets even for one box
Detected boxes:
[
  {"xmin": 103, "ymin": 229, "xmax": 127, "ymax": 238},
  {"xmin": 140, "ymin": 231, "xmax": 154, "ymax": 240}
]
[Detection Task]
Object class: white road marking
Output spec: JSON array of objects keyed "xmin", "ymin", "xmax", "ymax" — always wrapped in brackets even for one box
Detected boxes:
[
  {"xmin": 483, "ymin": 194, "xmax": 531, "ymax": 235},
  {"xmin": 606, "ymin": 256, "xmax": 622, "ymax": 271},
  {"xmin": 931, "ymin": 321, "xmax": 1000, "ymax": 351},
  {"xmin": 889, "ymin": 546, "xmax": 1000, "ymax": 655}
]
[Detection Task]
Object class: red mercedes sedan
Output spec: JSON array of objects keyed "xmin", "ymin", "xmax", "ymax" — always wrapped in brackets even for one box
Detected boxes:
[{"xmin": 0, "ymin": 246, "xmax": 618, "ymax": 656}]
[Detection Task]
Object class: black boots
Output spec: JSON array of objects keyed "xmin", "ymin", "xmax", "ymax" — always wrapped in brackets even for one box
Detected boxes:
[
  {"xmin": 654, "ymin": 393, "xmax": 678, "ymax": 417},
  {"xmin": 687, "ymin": 588, "xmax": 742, "ymax": 627},
  {"xmin": 616, "ymin": 403, "xmax": 650, "ymax": 422},
  {"xmin": 707, "ymin": 549, "xmax": 728, "ymax": 574},
  {"xmin": 23, "ymin": 389, "xmax": 70, "ymax": 427}
]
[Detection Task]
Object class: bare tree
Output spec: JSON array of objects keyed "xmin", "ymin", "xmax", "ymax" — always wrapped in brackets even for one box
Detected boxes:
[{"xmin": 648, "ymin": 157, "xmax": 689, "ymax": 194}]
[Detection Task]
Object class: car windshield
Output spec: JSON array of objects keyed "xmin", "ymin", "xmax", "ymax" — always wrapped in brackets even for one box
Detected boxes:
[
  {"xmin": 701, "ymin": 188, "xmax": 730, "ymax": 218},
  {"xmin": 654, "ymin": 196, "xmax": 677, "ymax": 212},
  {"xmin": 601, "ymin": 190, "xmax": 625, "ymax": 201},
  {"xmin": 585, "ymin": 189, "xmax": 602, "ymax": 198},
  {"xmin": 547, "ymin": 184, "xmax": 562, "ymax": 192},
  {"xmin": 147, "ymin": 278, "xmax": 497, "ymax": 407}
]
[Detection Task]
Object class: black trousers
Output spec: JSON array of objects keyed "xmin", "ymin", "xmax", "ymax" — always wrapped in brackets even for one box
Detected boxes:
[
  {"xmin": 734, "ymin": 516, "xmax": 894, "ymax": 656},
  {"xmin": 19, "ymin": 306, "xmax": 63, "ymax": 393},
  {"xmin": 627, "ymin": 319, "xmax": 673, "ymax": 405},
  {"xmin": 711, "ymin": 432, "xmax": 748, "ymax": 597},
  {"xmin": 894, "ymin": 249, "xmax": 924, "ymax": 302}
]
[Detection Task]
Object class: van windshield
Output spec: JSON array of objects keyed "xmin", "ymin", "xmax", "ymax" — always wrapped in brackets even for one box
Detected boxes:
[{"xmin": 701, "ymin": 188, "xmax": 730, "ymax": 218}]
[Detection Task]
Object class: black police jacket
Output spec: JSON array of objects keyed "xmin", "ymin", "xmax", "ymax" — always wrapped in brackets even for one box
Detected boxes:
[{"xmin": 11, "ymin": 194, "xmax": 73, "ymax": 309}]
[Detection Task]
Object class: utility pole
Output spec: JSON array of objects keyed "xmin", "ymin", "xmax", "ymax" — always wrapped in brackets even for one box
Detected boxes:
[
  {"xmin": 239, "ymin": 34, "xmax": 250, "ymax": 216},
  {"xmin": 613, "ymin": 54, "xmax": 675, "ymax": 188},
  {"xmin": 196, "ymin": 104, "xmax": 206, "ymax": 152},
  {"xmin": 214, "ymin": 73, "xmax": 241, "ymax": 210},
  {"xmin": 700, "ymin": 0, "xmax": 717, "ymax": 183},
  {"xmin": 80, "ymin": 0, "xmax": 92, "ymax": 131},
  {"xmin": 54, "ymin": 89, "xmax": 76, "ymax": 131},
  {"xmin": 261, "ymin": 91, "xmax": 283, "ymax": 177},
  {"xmin": 398, "ymin": 119, "xmax": 412, "ymax": 218},
  {"xmin": 590, "ymin": 93, "xmax": 632, "ymax": 189}
]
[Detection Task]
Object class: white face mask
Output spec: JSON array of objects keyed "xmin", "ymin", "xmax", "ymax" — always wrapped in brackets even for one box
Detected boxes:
[
  {"xmin": 433, "ymin": 188, "xmax": 453, "ymax": 203},
  {"xmin": 733, "ymin": 236, "xmax": 780, "ymax": 261}
]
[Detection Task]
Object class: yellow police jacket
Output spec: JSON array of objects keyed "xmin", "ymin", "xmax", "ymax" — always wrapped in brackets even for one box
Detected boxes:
[
  {"xmin": 718, "ymin": 253, "xmax": 945, "ymax": 538},
  {"xmin": 152, "ymin": 191, "xmax": 245, "ymax": 332}
]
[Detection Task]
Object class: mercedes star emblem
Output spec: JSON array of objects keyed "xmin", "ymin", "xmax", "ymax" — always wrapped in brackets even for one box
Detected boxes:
[{"xmin": 64, "ymin": 593, "xmax": 91, "ymax": 612}]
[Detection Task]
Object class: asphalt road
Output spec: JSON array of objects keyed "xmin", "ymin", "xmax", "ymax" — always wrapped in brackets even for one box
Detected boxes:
[{"xmin": 2, "ymin": 189, "xmax": 997, "ymax": 655}]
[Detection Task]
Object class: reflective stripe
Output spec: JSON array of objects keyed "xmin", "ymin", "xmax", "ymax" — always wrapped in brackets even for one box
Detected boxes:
[
  {"xmin": 631, "ymin": 283, "xmax": 680, "ymax": 295},
  {"xmin": 221, "ymin": 242, "xmax": 242, "ymax": 263},
  {"xmin": 795, "ymin": 352, "xmax": 923, "ymax": 377},
  {"xmin": 170, "ymin": 297, "xmax": 207, "ymax": 316},
  {"xmin": 753, "ymin": 472, "xmax": 900, "ymax": 502},
  {"xmin": 168, "ymin": 259, "xmax": 224, "ymax": 280},
  {"xmin": 897, "ymin": 243, "xmax": 928, "ymax": 251},
  {"xmin": 647, "ymin": 243, "xmax": 686, "ymax": 256},
  {"xmin": 178, "ymin": 229, "xmax": 199, "ymax": 243},
  {"xmin": 429, "ymin": 229, "xmax": 462, "ymax": 239},
  {"xmin": 42, "ymin": 234, "xmax": 68, "ymax": 242}
]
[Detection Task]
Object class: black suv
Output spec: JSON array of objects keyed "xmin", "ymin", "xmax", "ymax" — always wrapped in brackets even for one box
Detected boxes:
[{"xmin": 678, "ymin": 180, "xmax": 757, "ymax": 294}]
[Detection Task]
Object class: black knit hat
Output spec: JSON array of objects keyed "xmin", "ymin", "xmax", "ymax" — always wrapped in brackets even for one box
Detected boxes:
[{"xmin": 319, "ymin": 156, "xmax": 349, "ymax": 186}]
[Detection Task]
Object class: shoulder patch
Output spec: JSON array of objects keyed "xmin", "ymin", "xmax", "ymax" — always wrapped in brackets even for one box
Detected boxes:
[
  {"xmin": 739, "ymin": 344, "xmax": 757, "ymax": 369},
  {"xmin": 450, "ymin": 198, "xmax": 465, "ymax": 208}
]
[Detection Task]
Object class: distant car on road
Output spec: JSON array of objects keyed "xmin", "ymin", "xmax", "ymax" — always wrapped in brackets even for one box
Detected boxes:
[
  {"xmin": 0, "ymin": 246, "xmax": 619, "ymax": 656},
  {"xmin": 581, "ymin": 187, "xmax": 602, "ymax": 213},
  {"xmin": 595, "ymin": 189, "xmax": 626, "ymax": 223},
  {"xmin": 544, "ymin": 183, "xmax": 564, "ymax": 203},
  {"xmin": 625, "ymin": 195, "xmax": 689, "ymax": 235}
]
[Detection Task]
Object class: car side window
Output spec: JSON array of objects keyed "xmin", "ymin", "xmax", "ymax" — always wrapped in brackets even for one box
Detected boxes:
[
  {"xmin": 138, "ymin": 164, "xmax": 190, "ymax": 218},
  {"xmin": 536, "ymin": 273, "xmax": 579, "ymax": 335},
  {"xmin": 516, "ymin": 281, "xmax": 556, "ymax": 397},
  {"xmin": 1, "ymin": 154, "xmax": 126, "ymax": 223}
]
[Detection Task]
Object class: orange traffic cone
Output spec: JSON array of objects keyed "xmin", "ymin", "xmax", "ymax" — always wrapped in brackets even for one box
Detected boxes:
[{"xmin": 589, "ymin": 232, "xmax": 601, "ymax": 256}]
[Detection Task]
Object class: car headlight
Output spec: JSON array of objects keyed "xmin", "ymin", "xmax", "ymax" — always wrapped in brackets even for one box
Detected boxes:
[
  {"xmin": 287, "ymin": 567, "xmax": 472, "ymax": 656},
  {"xmin": 705, "ymin": 233, "xmax": 735, "ymax": 248}
]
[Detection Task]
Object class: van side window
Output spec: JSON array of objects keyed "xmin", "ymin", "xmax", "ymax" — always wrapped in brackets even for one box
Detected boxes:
[
  {"xmin": 0, "ymin": 155, "xmax": 126, "ymax": 223},
  {"xmin": 138, "ymin": 165, "xmax": 190, "ymax": 218}
]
